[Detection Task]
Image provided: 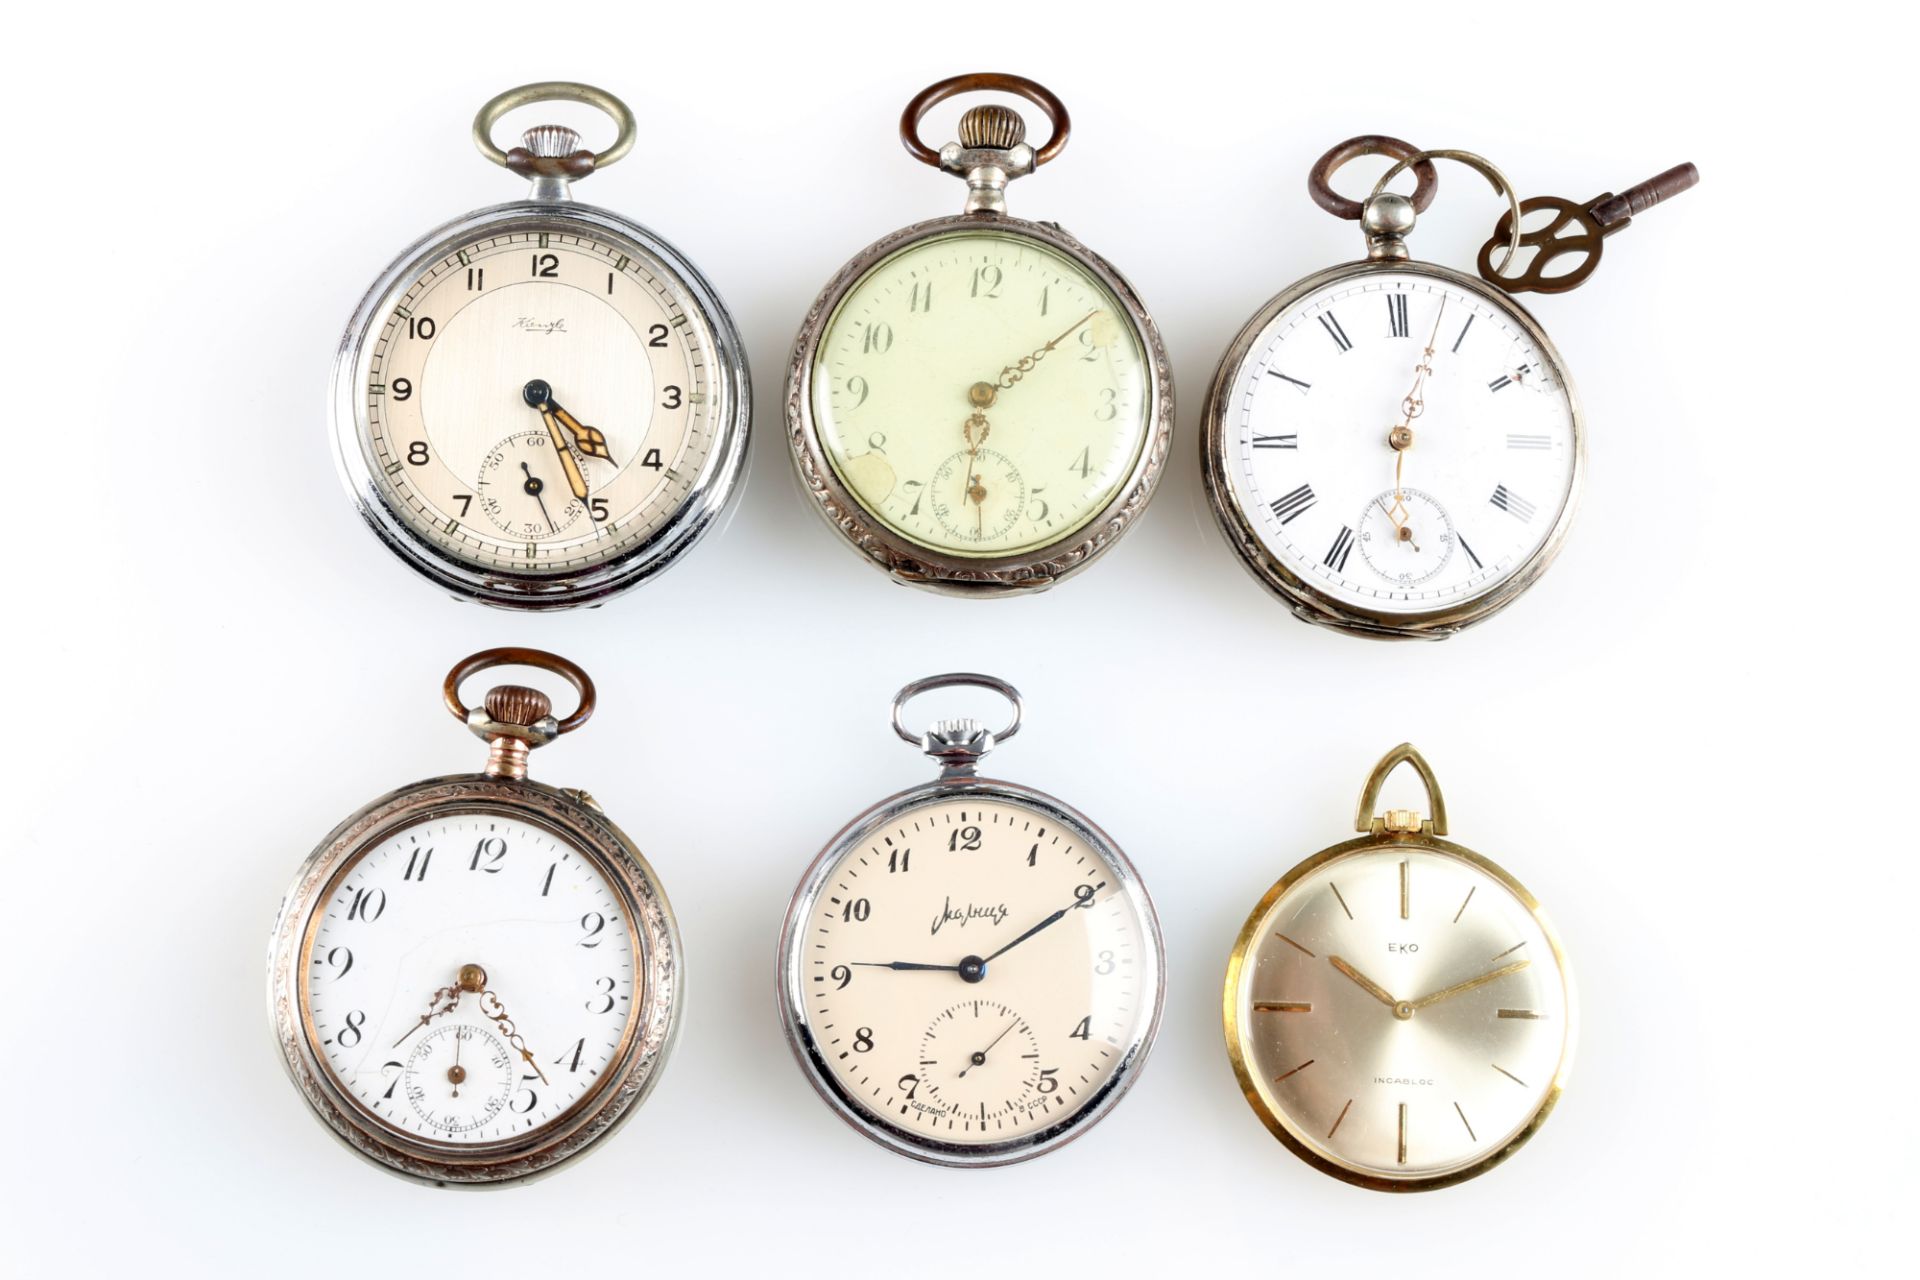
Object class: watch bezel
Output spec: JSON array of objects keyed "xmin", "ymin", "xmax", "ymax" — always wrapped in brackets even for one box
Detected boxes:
[
  {"xmin": 1200, "ymin": 258, "xmax": 1585, "ymax": 639},
  {"xmin": 268, "ymin": 773, "xmax": 683, "ymax": 1187},
  {"xmin": 331, "ymin": 199, "xmax": 752, "ymax": 611},
  {"xmin": 775, "ymin": 774, "xmax": 1166, "ymax": 1167},
  {"xmin": 785, "ymin": 213, "xmax": 1174, "ymax": 596}
]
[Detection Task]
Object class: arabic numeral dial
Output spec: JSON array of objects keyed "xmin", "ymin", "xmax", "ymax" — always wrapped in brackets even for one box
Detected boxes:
[
  {"xmin": 300, "ymin": 813, "xmax": 640, "ymax": 1146},
  {"xmin": 790, "ymin": 796, "xmax": 1156, "ymax": 1147},
  {"xmin": 360, "ymin": 227, "xmax": 714, "ymax": 577},
  {"xmin": 811, "ymin": 229, "xmax": 1153, "ymax": 559}
]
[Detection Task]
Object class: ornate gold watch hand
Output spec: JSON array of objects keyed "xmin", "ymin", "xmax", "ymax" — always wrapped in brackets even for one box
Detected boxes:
[
  {"xmin": 1328, "ymin": 955, "xmax": 1400, "ymax": 1010},
  {"xmin": 479, "ymin": 987, "xmax": 550, "ymax": 1086},
  {"xmin": 995, "ymin": 309, "xmax": 1101, "ymax": 390},
  {"xmin": 392, "ymin": 962, "xmax": 490, "ymax": 1047},
  {"xmin": 1407, "ymin": 959, "xmax": 1531, "ymax": 1011},
  {"xmin": 1385, "ymin": 298, "xmax": 1447, "ymax": 543},
  {"xmin": 523, "ymin": 379, "xmax": 609, "ymax": 503}
]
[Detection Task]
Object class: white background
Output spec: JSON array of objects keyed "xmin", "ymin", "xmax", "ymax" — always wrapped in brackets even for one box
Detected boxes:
[{"xmin": 3, "ymin": 3, "xmax": 1907, "ymax": 1275}]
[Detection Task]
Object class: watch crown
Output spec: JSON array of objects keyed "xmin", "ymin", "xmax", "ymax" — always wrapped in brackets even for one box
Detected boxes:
[
  {"xmin": 957, "ymin": 104, "xmax": 1026, "ymax": 152},
  {"xmin": 484, "ymin": 684, "xmax": 553, "ymax": 729},
  {"xmin": 521, "ymin": 124, "xmax": 583, "ymax": 159}
]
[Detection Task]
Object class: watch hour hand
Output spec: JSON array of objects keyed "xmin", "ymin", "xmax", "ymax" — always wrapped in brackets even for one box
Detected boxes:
[
  {"xmin": 1327, "ymin": 955, "xmax": 1401, "ymax": 1011},
  {"xmin": 847, "ymin": 960, "xmax": 962, "ymax": 972}
]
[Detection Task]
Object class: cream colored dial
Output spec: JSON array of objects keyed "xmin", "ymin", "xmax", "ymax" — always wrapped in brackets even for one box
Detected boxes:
[
  {"xmin": 1229, "ymin": 846, "xmax": 1572, "ymax": 1186},
  {"xmin": 793, "ymin": 798, "xmax": 1154, "ymax": 1148},
  {"xmin": 811, "ymin": 230, "xmax": 1151, "ymax": 557},
  {"xmin": 360, "ymin": 226, "xmax": 716, "ymax": 574}
]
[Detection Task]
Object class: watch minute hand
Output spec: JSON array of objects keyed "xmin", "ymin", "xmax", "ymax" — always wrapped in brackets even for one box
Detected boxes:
[{"xmin": 1408, "ymin": 958, "xmax": 1531, "ymax": 1011}]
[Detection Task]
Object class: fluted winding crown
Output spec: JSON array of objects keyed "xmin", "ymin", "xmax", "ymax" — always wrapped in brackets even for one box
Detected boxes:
[
  {"xmin": 485, "ymin": 684, "xmax": 553, "ymax": 727},
  {"xmin": 958, "ymin": 104, "xmax": 1026, "ymax": 151}
]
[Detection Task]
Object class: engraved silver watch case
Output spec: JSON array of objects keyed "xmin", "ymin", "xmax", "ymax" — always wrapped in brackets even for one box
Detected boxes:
[
  {"xmin": 785, "ymin": 75, "xmax": 1174, "ymax": 595},
  {"xmin": 331, "ymin": 83, "xmax": 750, "ymax": 610},
  {"xmin": 1201, "ymin": 149, "xmax": 1585, "ymax": 640},
  {"xmin": 775, "ymin": 674, "xmax": 1166, "ymax": 1167},
  {"xmin": 267, "ymin": 650, "xmax": 683, "ymax": 1187}
]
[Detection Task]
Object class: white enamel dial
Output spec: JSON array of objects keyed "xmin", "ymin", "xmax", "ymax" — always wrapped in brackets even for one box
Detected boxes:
[
  {"xmin": 788, "ymin": 796, "xmax": 1157, "ymax": 1154},
  {"xmin": 357, "ymin": 224, "xmax": 718, "ymax": 576},
  {"xmin": 300, "ymin": 812, "xmax": 641, "ymax": 1147},
  {"xmin": 1222, "ymin": 269, "xmax": 1577, "ymax": 614},
  {"xmin": 1230, "ymin": 846, "xmax": 1572, "ymax": 1184}
]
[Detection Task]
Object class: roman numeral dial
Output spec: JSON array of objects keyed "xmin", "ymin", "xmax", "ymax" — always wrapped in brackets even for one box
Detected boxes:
[{"xmin": 1221, "ymin": 270, "xmax": 1578, "ymax": 620}]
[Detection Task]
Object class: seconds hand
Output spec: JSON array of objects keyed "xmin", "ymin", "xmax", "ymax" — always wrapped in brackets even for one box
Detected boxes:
[
  {"xmin": 957, "ymin": 1018, "xmax": 1021, "ymax": 1079},
  {"xmin": 519, "ymin": 462, "xmax": 557, "ymax": 533}
]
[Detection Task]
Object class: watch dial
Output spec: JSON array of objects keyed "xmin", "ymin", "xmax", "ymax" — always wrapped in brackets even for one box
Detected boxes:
[
  {"xmin": 301, "ymin": 812, "xmax": 641, "ymax": 1147},
  {"xmin": 1221, "ymin": 269, "xmax": 1577, "ymax": 615},
  {"xmin": 1230, "ymin": 847, "xmax": 1571, "ymax": 1184},
  {"xmin": 811, "ymin": 230, "xmax": 1152, "ymax": 558},
  {"xmin": 358, "ymin": 222, "xmax": 719, "ymax": 576},
  {"xmin": 788, "ymin": 797, "xmax": 1157, "ymax": 1153}
]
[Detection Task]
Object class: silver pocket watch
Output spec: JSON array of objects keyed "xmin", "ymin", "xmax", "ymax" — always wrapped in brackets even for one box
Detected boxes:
[
  {"xmin": 777, "ymin": 674, "xmax": 1165, "ymax": 1166},
  {"xmin": 1201, "ymin": 135, "xmax": 1695, "ymax": 638},
  {"xmin": 785, "ymin": 75, "xmax": 1175, "ymax": 595},
  {"xmin": 331, "ymin": 82, "xmax": 751, "ymax": 609},
  {"xmin": 268, "ymin": 649, "xmax": 683, "ymax": 1185}
]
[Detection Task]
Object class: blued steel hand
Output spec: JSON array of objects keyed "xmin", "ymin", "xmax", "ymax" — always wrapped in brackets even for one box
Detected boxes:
[
  {"xmin": 957, "ymin": 1018, "xmax": 1021, "ymax": 1078},
  {"xmin": 982, "ymin": 885, "xmax": 1098, "ymax": 965}
]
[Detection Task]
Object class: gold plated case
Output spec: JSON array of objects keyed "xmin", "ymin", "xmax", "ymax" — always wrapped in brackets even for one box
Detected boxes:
[{"xmin": 1223, "ymin": 745, "xmax": 1575, "ymax": 1191}]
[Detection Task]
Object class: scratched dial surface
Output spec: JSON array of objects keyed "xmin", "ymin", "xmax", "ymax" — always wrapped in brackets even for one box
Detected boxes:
[
  {"xmin": 1230, "ymin": 847, "xmax": 1572, "ymax": 1182},
  {"xmin": 787, "ymin": 797, "xmax": 1156, "ymax": 1149},
  {"xmin": 811, "ymin": 230, "xmax": 1152, "ymax": 557},
  {"xmin": 299, "ymin": 812, "xmax": 642, "ymax": 1147},
  {"xmin": 354, "ymin": 222, "xmax": 719, "ymax": 575},
  {"xmin": 1220, "ymin": 269, "xmax": 1577, "ymax": 613}
]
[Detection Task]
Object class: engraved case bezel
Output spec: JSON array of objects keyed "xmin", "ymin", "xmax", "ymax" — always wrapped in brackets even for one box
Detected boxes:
[
  {"xmin": 267, "ymin": 773, "xmax": 683, "ymax": 1186},
  {"xmin": 331, "ymin": 199, "xmax": 752, "ymax": 610},
  {"xmin": 775, "ymin": 774, "xmax": 1165, "ymax": 1167},
  {"xmin": 1201, "ymin": 258, "xmax": 1585, "ymax": 639},
  {"xmin": 786, "ymin": 213, "xmax": 1174, "ymax": 596}
]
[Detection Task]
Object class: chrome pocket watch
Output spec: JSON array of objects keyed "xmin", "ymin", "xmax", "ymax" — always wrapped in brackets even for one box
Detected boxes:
[
  {"xmin": 332, "ymin": 83, "xmax": 751, "ymax": 609},
  {"xmin": 786, "ymin": 75, "xmax": 1174, "ymax": 595},
  {"xmin": 269, "ymin": 649, "xmax": 683, "ymax": 1185},
  {"xmin": 1222, "ymin": 745, "xmax": 1575, "ymax": 1191},
  {"xmin": 1201, "ymin": 136, "xmax": 1697, "ymax": 638},
  {"xmin": 777, "ymin": 675, "xmax": 1164, "ymax": 1165}
]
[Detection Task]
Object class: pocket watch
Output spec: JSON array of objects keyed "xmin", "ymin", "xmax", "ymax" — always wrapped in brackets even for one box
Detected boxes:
[
  {"xmin": 786, "ymin": 75, "xmax": 1174, "ymax": 594},
  {"xmin": 1201, "ymin": 136, "xmax": 1695, "ymax": 638},
  {"xmin": 777, "ymin": 674, "xmax": 1165, "ymax": 1165},
  {"xmin": 268, "ymin": 649, "xmax": 683, "ymax": 1185},
  {"xmin": 1222, "ymin": 744, "xmax": 1575, "ymax": 1191},
  {"xmin": 332, "ymin": 83, "xmax": 751, "ymax": 609}
]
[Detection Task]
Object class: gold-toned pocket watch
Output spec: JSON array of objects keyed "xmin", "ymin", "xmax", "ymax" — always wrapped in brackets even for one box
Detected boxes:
[
  {"xmin": 268, "ymin": 650, "xmax": 682, "ymax": 1185},
  {"xmin": 786, "ymin": 75, "xmax": 1174, "ymax": 595},
  {"xmin": 777, "ymin": 675, "xmax": 1165, "ymax": 1165},
  {"xmin": 332, "ymin": 83, "xmax": 751, "ymax": 609},
  {"xmin": 1223, "ymin": 745, "xmax": 1575, "ymax": 1191},
  {"xmin": 1201, "ymin": 136, "xmax": 1696, "ymax": 638}
]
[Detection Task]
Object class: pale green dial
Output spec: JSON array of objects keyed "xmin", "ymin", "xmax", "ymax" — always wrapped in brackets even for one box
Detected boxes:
[{"xmin": 812, "ymin": 230, "xmax": 1152, "ymax": 558}]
